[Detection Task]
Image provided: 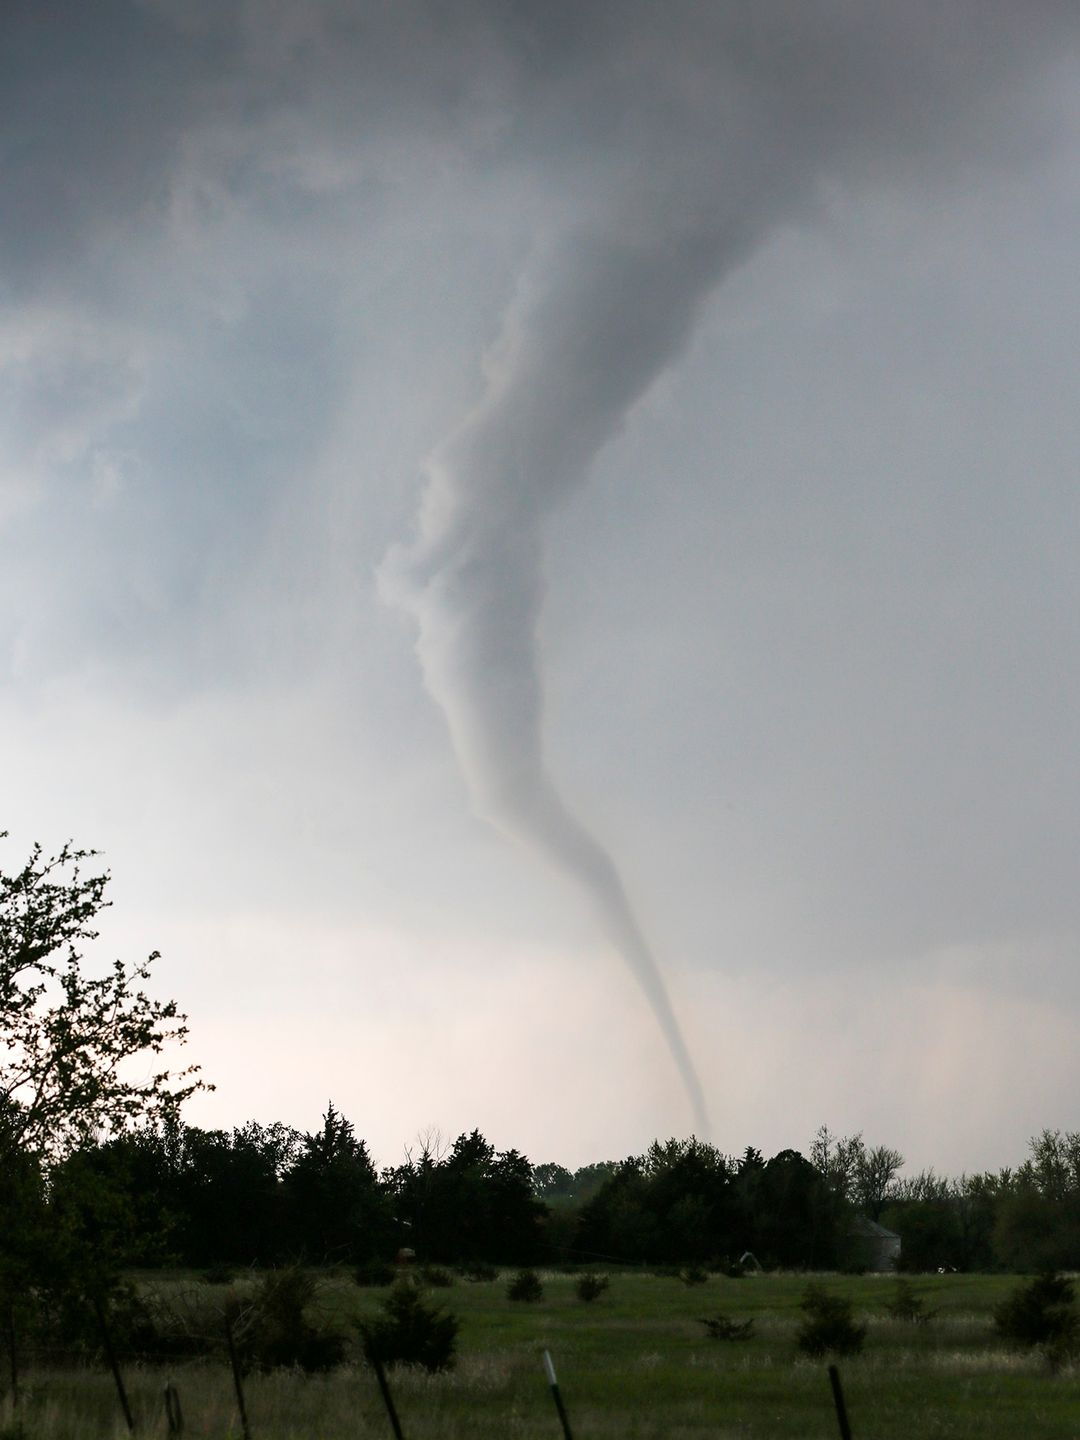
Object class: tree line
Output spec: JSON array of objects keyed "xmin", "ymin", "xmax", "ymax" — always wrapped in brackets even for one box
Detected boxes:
[
  {"xmin": 7, "ymin": 1105, "xmax": 1080, "ymax": 1278},
  {"xmin": 3, "ymin": 830, "xmax": 1079, "ymax": 1287}
]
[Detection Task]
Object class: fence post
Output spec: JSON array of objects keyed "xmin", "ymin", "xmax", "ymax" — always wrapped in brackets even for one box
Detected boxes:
[
  {"xmin": 164, "ymin": 1381, "xmax": 184, "ymax": 1436},
  {"xmin": 542, "ymin": 1350, "xmax": 574, "ymax": 1440},
  {"xmin": 5, "ymin": 1300, "xmax": 17, "ymax": 1408},
  {"xmin": 827, "ymin": 1363, "xmax": 853, "ymax": 1440},
  {"xmin": 224, "ymin": 1313, "xmax": 252, "ymax": 1440},
  {"xmin": 92, "ymin": 1296, "xmax": 135, "ymax": 1434},
  {"xmin": 366, "ymin": 1347, "xmax": 405, "ymax": 1440}
]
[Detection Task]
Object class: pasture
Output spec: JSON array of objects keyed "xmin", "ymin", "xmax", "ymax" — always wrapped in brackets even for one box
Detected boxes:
[{"xmin": 5, "ymin": 1271, "xmax": 1080, "ymax": 1439}]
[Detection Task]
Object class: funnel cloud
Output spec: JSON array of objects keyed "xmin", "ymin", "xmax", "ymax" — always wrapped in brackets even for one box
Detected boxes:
[
  {"xmin": 384, "ymin": 198, "xmax": 776, "ymax": 1129},
  {"xmin": 380, "ymin": 223, "xmax": 745, "ymax": 1131},
  {"xmin": 380, "ymin": 1, "xmax": 1080, "ymax": 1130}
]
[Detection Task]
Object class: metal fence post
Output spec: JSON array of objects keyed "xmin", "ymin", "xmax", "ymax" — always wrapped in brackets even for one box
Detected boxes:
[{"xmin": 542, "ymin": 1350, "xmax": 574, "ymax": 1440}]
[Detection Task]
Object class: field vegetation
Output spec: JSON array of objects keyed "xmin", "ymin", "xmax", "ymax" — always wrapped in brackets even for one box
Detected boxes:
[{"xmin": 4, "ymin": 1271, "xmax": 1080, "ymax": 1439}]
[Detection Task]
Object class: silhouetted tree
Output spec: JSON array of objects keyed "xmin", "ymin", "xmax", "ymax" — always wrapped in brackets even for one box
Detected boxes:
[
  {"xmin": 280, "ymin": 1104, "xmax": 390, "ymax": 1263},
  {"xmin": 388, "ymin": 1130, "xmax": 543, "ymax": 1264},
  {"xmin": 0, "ymin": 1105, "xmax": 47, "ymax": 1370},
  {"xmin": 738, "ymin": 1149, "xmax": 844, "ymax": 1269},
  {"xmin": 167, "ymin": 1121, "xmax": 300, "ymax": 1265},
  {"xmin": 577, "ymin": 1140, "xmax": 736, "ymax": 1265},
  {"xmin": 0, "ymin": 832, "xmax": 206, "ymax": 1154},
  {"xmin": 855, "ymin": 1145, "xmax": 906, "ymax": 1221},
  {"xmin": 532, "ymin": 1163, "xmax": 574, "ymax": 1200}
]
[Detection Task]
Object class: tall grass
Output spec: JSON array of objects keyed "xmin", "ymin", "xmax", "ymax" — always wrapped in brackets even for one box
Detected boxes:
[{"xmin": 4, "ymin": 1272, "xmax": 1079, "ymax": 1438}]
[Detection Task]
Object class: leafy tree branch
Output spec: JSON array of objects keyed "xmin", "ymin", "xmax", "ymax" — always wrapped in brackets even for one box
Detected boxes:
[{"xmin": 0, "ymin": 831, "xmax": 208, "ymax": 1156}]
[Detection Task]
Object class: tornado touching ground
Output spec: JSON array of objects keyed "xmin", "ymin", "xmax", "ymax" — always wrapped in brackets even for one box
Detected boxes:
[
  {"xmin": 380, "ymin": 2, "xmax": 1080, "ymax": 1131},
  {"xmin": 381, "ymin": 219, "xmax": 746, "ymax": 1133}
]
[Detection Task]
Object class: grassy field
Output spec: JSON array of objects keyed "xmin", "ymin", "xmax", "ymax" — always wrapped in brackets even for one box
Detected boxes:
[{"xmin": 5, "ymin": 1270, "xmax": 1080, "ymax": 1439}]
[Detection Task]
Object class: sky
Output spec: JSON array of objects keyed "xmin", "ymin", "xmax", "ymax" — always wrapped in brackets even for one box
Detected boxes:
[{"xmin": 3, "ymin": 1, "xmax": 1080, "ymax": 1176}]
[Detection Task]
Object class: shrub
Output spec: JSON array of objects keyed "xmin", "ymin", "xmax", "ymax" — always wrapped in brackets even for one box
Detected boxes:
[
  {"xmin": 459, "ymin": 1261, "xmax": 498, "ymax": 1282},
  {"xmin": 360, "ymin": 1280, "xmax": 458, "ymax": 1372},
  {"xmin": 699, "ymin": 1313, "xmax": 754, "ymax": 1341},
  {"xmin": 354, "ymin": 1260, "xmax": 396, "ymax": 1287},
  {"xmin": 135, "ymin": 1282, "xmax": 232, "ymax": 1361},
  {"xmin": 231, "ymin": 1268, "xmax": 346, "ymax": 1373},
  {"xmin": 31, "ymin": 1281, "xmax": 163, "ymax": 1365},
  {"xmin": 796, "ymin": 1284, "xmax": 866, "ymax": 1358},
  {"xmin": 885, "ymin": 1279, "xmax": 935, "ymax": 1325},
  {"xmin": 576, "ymin": 1273, "xmax": 610, "ymax": 1303},
  {"xmin": 680, "ymin": 1264, "xmax": 708, "ymax": 1287},
  {"xmin": 994, "ymin": 1273, "xmax": 1079, "ymax": 1360},
  {"xmin": 421, "ymin": 1265, "xmax": 455, "ymax": 1288},
  {"xmin": 507, "ymin": 1269, "xmax": 544, "ymax": 1302}
]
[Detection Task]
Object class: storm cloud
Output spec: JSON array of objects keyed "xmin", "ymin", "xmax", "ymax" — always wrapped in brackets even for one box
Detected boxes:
[{"xmin": 2, "ymin": 2, "xmax": 1080, "ymax": 1160}]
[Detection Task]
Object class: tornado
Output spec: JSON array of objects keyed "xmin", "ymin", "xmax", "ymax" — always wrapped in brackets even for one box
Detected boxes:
[
  {"xmin": 379, "ymin": 216, "xmax": 764, "ymax": 1131},
  {"xmin": 379, "ymin": 1, "xmax": 1079, "ymax": 1134}
]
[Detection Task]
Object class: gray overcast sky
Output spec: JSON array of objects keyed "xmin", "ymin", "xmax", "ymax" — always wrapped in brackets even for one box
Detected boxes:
[{"xmin": 3, "ymin": 0, "xmax": 1080, "ymax": 1172}]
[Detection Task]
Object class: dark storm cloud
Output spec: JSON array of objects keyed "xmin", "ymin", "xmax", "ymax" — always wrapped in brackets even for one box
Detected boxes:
[
  {"xmin": 4, "ymin": 1, "xmax": 1076, "ymax": 287},
  {"xmin": 4, "ymin": 0, "xmax": 1076, "ymax": 695},
  {"xmin": 0, "ymin": 1, "xmax": 228, "ymax": 293}
]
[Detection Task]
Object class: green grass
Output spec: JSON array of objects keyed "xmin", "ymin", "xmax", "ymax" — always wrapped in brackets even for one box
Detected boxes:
[{"xmin": 5, "ymin": 1271, "xmax": 1080, "ymax": 1438}]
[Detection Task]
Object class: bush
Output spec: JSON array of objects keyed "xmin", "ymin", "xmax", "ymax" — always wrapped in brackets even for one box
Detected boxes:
[
  {"xmin": 796, "ymin": 1284, "xmax": 866, "ymax": 1358},
  {"xmin": 507, "ymin": 1269, "xmax": 544, "ymax": 1302},
  {"xmin": 680, "ymin": 1264, "xmax": 708, "ymax": 1287},
  {"xmin": 354, "ymin": 1260, "xmax": 396, "ymax": 1287},
  {"xmin": 576, "ymin": 1273, "xmax": 610, "ymax": 1303},
  {"xmin": 459, "ymin": 1261, "xmax": 498, "ymax": 1282},
  {"xmin": 360, "ymin": 1280, "xmax": 458, "ymax": 1372},
  {"xmin": 994, "ymin": 1273, "xmax": 1079, "ymax": 1360},
  {"xmin": 699, "ymin": 1313, "xmax": 754, "ymax": 1341},
  {"xmin": 31, "ymin": 1281, "xmax": 163, "ymax": 1365},
  {"xmin": 134, "ymin": 1282, "xmax": 232, "ymax": 1361},
  {"xmin": 421, "ymin": 1265, "xmax": 455, "ymax": 1288},
  {"xmin": 885, "ymin": 1279, "xmax": 935, "ymax": 1325},
  {"xmin": 231, "ymin": 1268, "xmax": 346, "ymax": 1373}
]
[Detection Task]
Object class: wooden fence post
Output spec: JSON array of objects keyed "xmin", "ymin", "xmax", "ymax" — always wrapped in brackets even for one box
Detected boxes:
[
  {"xmin": 164, "ymin": 1381, "xmax": 184, "ymax": 1435},
  {"xmin": 366, "ymin": 1347, "xmax": 405, "ymax": 1440},
  {"xmin": 224, "ymin": 1313, "xmax": 252, "ymax": 1440},
  {"xmin": 5, "ymin": 1300, "xmax": 17, "ymax": 1408},
  {"xmin": 827, "ymin": 1363, "xmax": 853, "ymax": 1440},
  {"xmin": 92, "ymin": 1296, "xmax": 135, "ymax": 1434}
]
